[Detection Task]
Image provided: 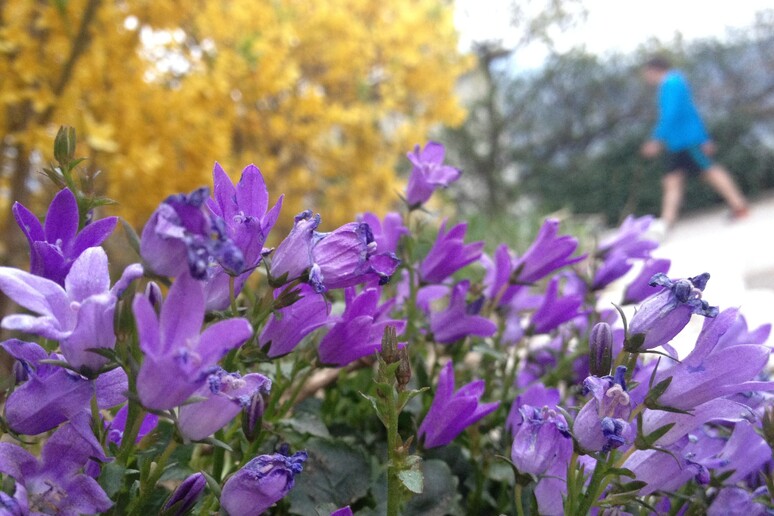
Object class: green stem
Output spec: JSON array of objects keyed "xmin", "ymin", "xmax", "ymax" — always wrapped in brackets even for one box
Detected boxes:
[
  {"xmin": 577, "ymin": 454, "xmax": 609, "ymax": 514},
  {"xmin": 514, "ymin": 484, "xmax": 525, "ymax": 516},
  {"xmin": 127, "ymin": 439, "xmax": 178, "ymax": 516},
  {"xmin": 211, "ymin": 429, "xmax": 227, "ymax": 482},
  {"xmin": 229, "ymin": 275, "xmax": 238, "ymax": 316},
  {"xmin": 276, "ymin": 360, "xmax": 317, "ymax": 418},
  {"xmin": 386, "ymin": 389, "xmax": 402, "ymax": 516}
]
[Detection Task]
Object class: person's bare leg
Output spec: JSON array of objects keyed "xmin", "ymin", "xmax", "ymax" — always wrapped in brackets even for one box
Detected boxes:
[
  {"xmin": 661, "ymin": 171, "xmax": 685, "ymax": 227},
  {"xmin": 702, "ymin": 165, "xmax": 748, "ymax": 213}
]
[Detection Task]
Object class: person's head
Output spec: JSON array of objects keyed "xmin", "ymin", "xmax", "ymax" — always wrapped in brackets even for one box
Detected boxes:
[{"xmin": 641, "ymin": 56, "xmax": 672, "ymax": 85}]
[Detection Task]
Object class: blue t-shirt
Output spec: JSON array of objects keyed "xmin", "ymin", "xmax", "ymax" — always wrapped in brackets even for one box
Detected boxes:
[{"xmin": 652, "ymin": 71, "xmax": 709, "ymax": 151}]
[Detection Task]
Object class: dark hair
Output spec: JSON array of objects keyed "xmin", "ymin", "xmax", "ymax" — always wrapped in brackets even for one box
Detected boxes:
[{"xmin": 644, "ymin": 56, "xmax": 672, "ymax": 71}]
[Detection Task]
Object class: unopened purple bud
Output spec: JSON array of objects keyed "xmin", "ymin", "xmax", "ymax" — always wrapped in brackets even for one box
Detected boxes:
[
  {"xmin": 221, "ymin": 445, "xmax": 308, "ymax": 515},
  {"xmin": 145, "ymin": 282, "xmax": 163, "ymax": 309},
  {"xmin": 242, "ymin": 389, "xmax": 267, "ymax": 442},
  {"xmin": 162, "ymin": 472, "xmax": 206, "ymax": 516},
  {"xmin": 589, "ymin": 322, "xmax": 613, "ymax": 377}
]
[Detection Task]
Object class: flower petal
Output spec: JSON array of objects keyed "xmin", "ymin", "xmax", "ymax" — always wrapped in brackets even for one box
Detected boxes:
[
  {"xmin": 0, "ymin": 267, "xmax": 70, "ymax": 323},
  {"xmin": 64, "ymin": 247, "xmax": 111, "ymax": 302},
  {"xmin": 237, "ymin": 164, "xmax": 269, "ymax": 218},
  {"xmin": 44, "ymin": 188, "xmax": 79, "ymax": 247},
  {"xmin": 161, "ymin": 273, "xmax": 205, "ymax": 352}
]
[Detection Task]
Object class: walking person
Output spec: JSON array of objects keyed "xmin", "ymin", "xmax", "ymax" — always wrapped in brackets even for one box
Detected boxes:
[{"xmin": 640, "ymin": 56, "xmax": 749, "ymax": 231}]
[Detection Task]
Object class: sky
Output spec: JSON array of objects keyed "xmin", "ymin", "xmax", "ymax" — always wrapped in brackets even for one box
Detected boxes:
[{"xmin": 455, "ymin": 0, "xmax": 773, "ymax": 68}]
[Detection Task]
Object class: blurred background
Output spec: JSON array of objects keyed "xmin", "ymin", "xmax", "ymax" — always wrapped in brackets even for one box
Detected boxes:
[{"xmin": 1, "ymin": 0, "xmax": 772, "ymax": 252}]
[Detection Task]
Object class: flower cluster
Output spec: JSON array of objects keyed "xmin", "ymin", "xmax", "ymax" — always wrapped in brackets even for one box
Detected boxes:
[{"xmin": 0, "ymin": 136, "xmax": 771, "ymax": 515}]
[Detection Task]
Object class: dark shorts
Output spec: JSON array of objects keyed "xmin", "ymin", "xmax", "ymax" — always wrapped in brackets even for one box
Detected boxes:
[{"xmin": 664, "ymin": 147, "xmax": 713, "ymax": 176}]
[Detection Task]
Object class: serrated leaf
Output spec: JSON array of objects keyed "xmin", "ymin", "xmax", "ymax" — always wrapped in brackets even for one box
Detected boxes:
[
  {"xmin": 403, "ymin": 460, "xmax": 462, "ymax": 516},
  {"xmin": 398, "ymin": 469, "xmax": 424, "ymax": 494},
  {"xmin": 288, "ymin": 438, "xmax": 370, "ymax": 515}
]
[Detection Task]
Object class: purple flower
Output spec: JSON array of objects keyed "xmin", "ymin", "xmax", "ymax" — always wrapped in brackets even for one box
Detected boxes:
[
  {"xmin": 1, "ymin": 339, "xmax": 127, "ymax": 434},
  {"xmin": 310, "ymin": 221, "xmax": 400, "ymax": 292},
  {"xmin": 106, "ymin": 405, "xmax": 159, "ymax": 446},
  {"xmin": 208, "ymin": 163, "xmax": 283, "ymax": 270},
  {"xmin": 419, "ymin": 221, "xmax": 484, "ymax": 284},
  {"xmin": 627, "ymin": 272, "xmax": 718, "ymax": 351},
  {"xmin": 510, "ymin": 404, "xmax": 572, "ymax": 475},
  {"xmin": 12, "ymin": 187, "xmax": 117, "ymax": 285},
  {"xmin": 418, "ymin": 361, "xmax": 499, "ymax": 448},
  {"xmin": 647, "ymin": 308, "xmax": 774, "ymax": 411},
  {"xmin": 622, "ymin": 258, "xmax": 671, "ymax": 305},
  {"xmin": 259, "ymin": 284, "xmax": 330, "ymax": 358},
  {"xmin": 318, "ymin": 287, "xmax": 406, "ymax": 366},
  {"xmin": 269, "ymin": 210, "xmax": 320, "ymax": 283},
  {"xmin": 178, "ymin": 369, "xmax": 271, "ymax": 441},
  {"xmin": 134, "ymin": 273, "xmax": 253, "ymax": 410},
  {"xmin": 359, "ymin": 211, "xmax": 408, "ymax": 254},
  {"xmin": 220, "ymin": 445, "xmax": 307, "ymax": 516},
  {"xmin": 588, "ymin": 322, "xmax": 613, "ymax": 377},
  {"xmin": 598, "ymin": 214, "xmax": 658, "ymax": 259},
  {"xmin": 330, "ymin": 507, "xmax": 354, "ymax": 516},
  {"xmin": 528, "ymin": 276, "xmax": 586, "ymax": 334},
  {"xmin": 141, "ymin": 187, "xmax": 243, "ymax": 280},
  {"xmin": 591, "ymin": 251, "xmax": 633, "ymax": 290},
  {"xmin": 482, "ymin": 244, "xmax": 522, "ymax": 306},
  {"xmin": 624, "ymin": 421, "xmax": 766, "ymax": 497},
  {"xmin": 709, "ymin": 487, "xmax": 769, "ymax": 516},
  {"xmin": 505, "ymin": 383, "xmax": 561, "ymax": 435},
  {"xmin": 270, "ymin": 213, "xmax": 400, "ymax": 292},
  {"xmin": 512, "ymin": 219, "xmax": 585, "ymax": 284},
  {"xmin": 163, "ymin": 472, "xmax": 207, "ymax": 516},
  {"xmin": 574, "ymin": 367, "xmax": 633, "ymax": 452},
  {"xmin": 429, "ymin": 281, "xmax": 496, "ymax": 343},
  {"xmin": 0, "ymin": 413, "xmax": 112, "ymax": 514},
  {"xmin": 0, "ymin": 247, "xmax": 142, "ymax": 373},
  {"xmin": 405, "ymin": 141, "xmax": 461, "ymax": 207}
]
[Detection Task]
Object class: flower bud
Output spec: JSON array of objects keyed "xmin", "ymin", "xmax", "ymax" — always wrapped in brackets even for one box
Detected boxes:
[
  {"xmin": 221, "ymin": 445, "xmax": 307, "ymax": 515},
  {"xmin": 54, "ymin": 125, "xmax": 77, "ymax": 166},
  {"xmin": 161, "ymin": 472, "xmax": 206, "ymax": 516},
  {"xmin": 242, "ymin": 389, "xmax": 267, "ymax": 442},
  {"xmin": 396, "ymin": 347, "xmax": 411, "ymax": 390},
  {"xmin": 589, "ymin": 322, "xmax": 613, "ymax": 377}
]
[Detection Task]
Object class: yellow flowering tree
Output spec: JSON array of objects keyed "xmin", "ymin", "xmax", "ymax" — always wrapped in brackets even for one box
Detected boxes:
[{"xmin": 0, "ymin": 0, "xmax": 467, "ymax": 247}]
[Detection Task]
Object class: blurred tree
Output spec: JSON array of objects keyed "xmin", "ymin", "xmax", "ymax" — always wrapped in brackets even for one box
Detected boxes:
[
  {"xmin": 0, "ymin": 0, "xmax": 468, "ymax": 250},
  {"xmin": 448, "ymin": 12, "xmax": 774, "ymax": 224},
  {"xmin": 444, "ymin": 0, "xmax": 586, "ymax": 216}
]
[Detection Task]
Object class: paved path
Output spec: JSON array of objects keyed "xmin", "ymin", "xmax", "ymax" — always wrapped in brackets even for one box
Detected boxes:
[
  {"xmin": 599, "ymin": 198, "xmax": 774, "ymax": 356},
  {"xmin": 656, "ymin": 199, "xmax": 774, "ymax": 333}
]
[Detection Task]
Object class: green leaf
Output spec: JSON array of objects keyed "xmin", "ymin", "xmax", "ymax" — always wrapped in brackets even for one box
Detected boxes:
[
  {"xmin": 635, "ymin": 422, "xmax": 675, "ymax": 449},
  {"xmin": 283, "ymin": 399, "xmax": 331, "ymax": 438},
  {"xmin": 644, "ymin": 376, "xmax": 673, "ymax": 405},
  {"xmin": 288, "ymin": 438, "xmax": 370, "ymax": 515},
  {"xmin": 605, "ymin": 467, "xmax": 635, "ymax": 478},
  {"xmin": 99, "ymin": 461, "xmax": 128, "ymax": 497},
  {"xmin": 403, "ymin": 460, "xmax": 462, "ymax": 516},
  {"xmin": 120, "ymin": 218, "xmax": 141, "ymax": 257},
  {"xmin": 398, "ymin": 469, "xmax": 424, "ymax": 494}
]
